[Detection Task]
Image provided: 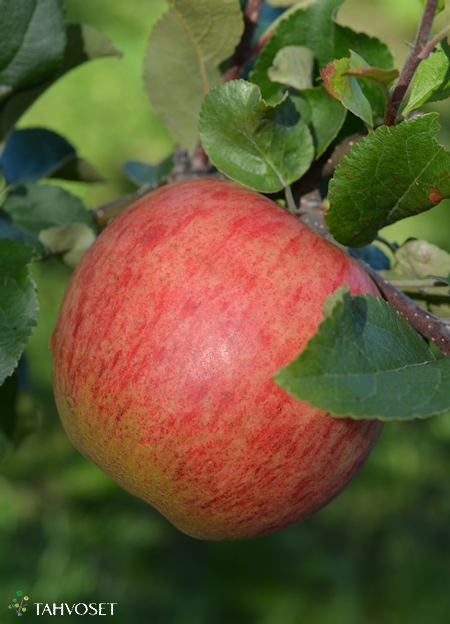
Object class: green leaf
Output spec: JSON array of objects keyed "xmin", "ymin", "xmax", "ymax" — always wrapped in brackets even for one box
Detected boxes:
[
  {"xmin": 321, "ymin": 55, "xmax": 374, "ymax": 129},
  {"xmin": 0, "ymin": 0, "xmax": 65, "ymax": 95},
  {"xmin": 0, "ymin": 214, "xmax": 45, "ymax": 253},
  {"xmin": 144, "ymin": 0, "xmax": 244, "ymax": 154},
  {"xmin": 251, "ymin": 0, "xmax": 393, "ymax": 118},
  {"xmin": 326, "ymin": 113, "xmax": 450, "ymax": 247},
  {"xmin": 403, "ymin": 41, "xmax": 450, "ymax": 115},
  {"xmin": 199, "ymin": 80, "xmax": 314, "ymax": 193},
  {"xmin": 275, "ymin": 289, "xmax": 450, "ymax": 421},
  {"xmin": 333, "ymin": 25, "xmax": 395, "ymax": 120},
  {"xmin": 2, "ymin": 184, "xmax": 95, "ymax": 235},
  {"xmin": 251, "ymin": 0, "xmax": 345, "ymax": 102},
  {"xmin": 291, "ymin": 87, "xmax": 347, "ymax": 158},
  {"xmin": 0, "ymin": 240, "xmax": 38, "ymax": 279},
  {"xmin": 0, "ymin": 240, "xmax": 39, "ymax": 386},
  {"xmin": 268, "ymin": 46, "xmax": 315, "ymax": 90},
  {"xmin": 0, "ymin": 23, "xmax": 120, "ymax": 141},
  {"xmin": 39, "ymin": 223, "xmax": 97, "ymax": 267}
]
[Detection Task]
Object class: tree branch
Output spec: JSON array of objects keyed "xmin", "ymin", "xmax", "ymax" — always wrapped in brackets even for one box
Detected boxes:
[
  {"xmin": 384, "ymin": 0, "xmax": 439, "ymax": 125},
  {"xmin": 222, "ymin": 0, "xmax": 265, "ymax": 82}
]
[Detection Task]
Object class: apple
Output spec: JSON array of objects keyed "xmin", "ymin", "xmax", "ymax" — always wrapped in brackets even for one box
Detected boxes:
[{"xmin": 51, "ymin": 178, "xmax": 383, "ymax": 540}]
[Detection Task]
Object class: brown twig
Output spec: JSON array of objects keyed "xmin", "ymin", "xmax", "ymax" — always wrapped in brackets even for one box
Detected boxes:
[
  {"xmin": 384, "ymin": 0, "xmax": 439, "ymax": 125},
  {"xmin": 222, "ymin": 0, "xmax": 265, "ymax": 82},
  {"xmin": 360, "ymin": 260, "xmax": 450, "ymax": 355}
]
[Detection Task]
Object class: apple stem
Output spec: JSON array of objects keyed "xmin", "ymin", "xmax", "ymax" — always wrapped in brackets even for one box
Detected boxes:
[
  {"xmin": 384, "ymin": 0, "xmax": 440, "ymax": 125},
  {"xmin": 284, "ymin": 185, "xmax": 298, "ymax": 214},
  {"xmin": 360, "ymin": 260, "xmax": 450, "ymax": 355}
]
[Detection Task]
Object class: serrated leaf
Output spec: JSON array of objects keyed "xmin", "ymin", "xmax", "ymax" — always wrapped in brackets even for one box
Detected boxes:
[
  {"xmin": 333, "ymin": 25, "xmax": 395, "ymax": 120},
  {"xmin": 0, "ymin": 240, "xmax": 38, "ymax": 279},
  {"xmin": 0, "ymin": 0, "xmax": 65, "ymax": 95},
  {"xmin": 0, "ymin": 213, "xmax": 45, "ymax": 253},
  {"xmin": 199, "ymin": 80, "xmax": 314, "ymax": 192},
  {"xmin": 251, "ymin": 0, "xmax": 393, "ymax": 117},
  {"xmin": 275, "ymin": 289, "xmax": 450, "ymax": 421},
  {"xmin": 1, "ymin": 128, "xmax": 75, "ymax": 185},
  {"xmin": 0, "ymin": 240, "xmax": 39, "ymax": 385},
  {"xmin": 123, "ymin": 155, "xmax": 174, "ymax": 187},
  {"xmin": 251, "ymin": 0, "xmax": 345, "ymax": 102},
  {"xmin": 2, "ymin": 184, "xmax": 95, "ymax": 235},
  {"xmin": 403, "ymin": 41, "xmax": 450, "ymax": 115},
  {"xmin": 268, "ymin": 46, "xmax": 314, "ymax": 90},
  {"xmin": 291, "ymin": 87, "xmax": 347, "ymax": 158},
  {"xmin": 39, "ymin": 223, "xmax": 96, "ymax": 267},
  {"xmin": 0, "ymin": 23, "xmax": 120, "ymax": 141},
  {"xmin": 144, "ymin": 0, "xmax": 244, "ymax": 154},
  {"xmin": 326, "ymin": 113, "xmax": 450, "ymax": 247},
  {"xmin": 321, "ymin": 55, "xmax": 374, "ymax": 129}
]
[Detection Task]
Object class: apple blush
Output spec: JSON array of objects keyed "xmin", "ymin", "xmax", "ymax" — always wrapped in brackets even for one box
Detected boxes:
[{"xmin": 51, "ymin": 178, "xmax": 383, "ymax": 540}]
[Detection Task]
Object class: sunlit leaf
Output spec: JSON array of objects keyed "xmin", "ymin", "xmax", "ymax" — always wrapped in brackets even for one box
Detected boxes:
[
  {"xmin": 199, "ymin": 80, "xmax": 314, "ymax": 192},
  {"xmin": 326, "ymin": 113, "xmax": 450, "ymax": 246},
  {"xmin": 403, "ymin": 40, "xmax": 450, "ymax": 115}
]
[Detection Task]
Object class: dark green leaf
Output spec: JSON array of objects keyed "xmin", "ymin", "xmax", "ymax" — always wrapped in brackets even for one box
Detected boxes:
[
  {"xmin": 333, "ymin": 24, "xmax": 395, "ymax": 119},
  {"xmin": 251, "ymin": 1, "xmax": 393, "ymax": 119},
  {"xmin": 0, "ymin": 213, "xmax": 45, "ymax": 253},
  {"xmin": 292, "ymin": 87, "xmax": 347, "ymax": 158},
  {"xmin": 2, "ymin": 184, "xmax": 95, "ymax": 235},
  {"xmin": 123, "ymin": 155, "xmax": 174, "ymax": 187},
  {"xmin": 0, "ymin": 239, "xmax": 38, "ymax": 279},
  {"xmin": 251, "ymin": 0, "xmax": 345, "ymax": 102},
  {"xmin": 403, "ymin": 41, "xmax": 450, "ymax": 115},
  {"xmin": 0, "ymin": 23, "xmax": 120, "ymax": 141},
  {"xmin": 321, "ymin": 55, "xmax": 374, "ymax": 129},
  {"xmin": 144, "ymin": 0, "xmax": 244, "ymax": 154},
  {"xmin": 275, "ymin": 289, "xmax": 450, "ymax": 421},
  {"xmin": 0, "ymin": 0, "xmax": 65, "ymax": 95},
  {"xmin": 0, "ymin": 240, "xmax": 39, "ymax": 385},
  {"xmin": 326, "ymin": 113, "xmax": 450, "ymax": 247},
  {"xmin": 199, "ymin": 80, "xmax": 314, "ymax": 193}
]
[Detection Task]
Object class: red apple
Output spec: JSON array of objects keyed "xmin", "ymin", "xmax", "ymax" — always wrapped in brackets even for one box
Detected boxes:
[{"xmin": 51, "ymin": 178, "xmax": 383, "ymax": 540}]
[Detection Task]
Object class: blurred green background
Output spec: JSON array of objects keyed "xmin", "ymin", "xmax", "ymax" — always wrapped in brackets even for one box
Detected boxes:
[{"xmin": 3, "ymin": 1, "xmax": 450, "ymax": 622}]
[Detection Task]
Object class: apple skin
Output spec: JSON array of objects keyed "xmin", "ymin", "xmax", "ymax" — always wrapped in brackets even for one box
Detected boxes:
[{"xmin": 51, "ymin": 178, "xmax": 383, "ymax": 540}]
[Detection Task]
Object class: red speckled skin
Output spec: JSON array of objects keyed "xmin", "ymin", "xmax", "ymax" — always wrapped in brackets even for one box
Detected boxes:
[{"xmin": 51, "ymin": 179, "xmax": 383, "ymax": 540}]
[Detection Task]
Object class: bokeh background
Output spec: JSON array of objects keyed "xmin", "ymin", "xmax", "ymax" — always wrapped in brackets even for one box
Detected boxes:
[{"xmin": 2, "ymin": 1, "xmax": 450, "ymax": 622}]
